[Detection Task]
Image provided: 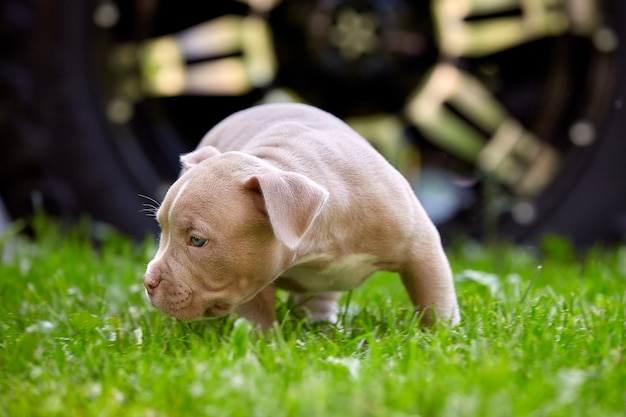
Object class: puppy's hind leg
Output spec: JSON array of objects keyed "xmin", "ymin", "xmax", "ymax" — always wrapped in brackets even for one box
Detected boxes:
[
  {"xmin": 400, "ymin": 244, "xmax": 460, "ymax": 327},
  {"xmin": 293, "ymin": 292, "xmax": 342, "ymax": 324}
]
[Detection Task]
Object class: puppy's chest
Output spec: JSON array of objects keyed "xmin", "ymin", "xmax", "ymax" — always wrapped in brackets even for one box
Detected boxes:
[{"xmin": 276, "ymin": 253, "xmax": 382, "ymax": 293}]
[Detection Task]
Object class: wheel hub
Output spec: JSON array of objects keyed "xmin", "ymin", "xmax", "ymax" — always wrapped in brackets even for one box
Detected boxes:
[{"xmin": 271, "ymin": 0, "xmax": 437, "ymax": 114}]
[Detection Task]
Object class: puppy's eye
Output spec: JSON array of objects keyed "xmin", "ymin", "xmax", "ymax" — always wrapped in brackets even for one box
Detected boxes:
[{"xmin": 190, "ymin": 235, "xmax": 208, "ymax": 247}]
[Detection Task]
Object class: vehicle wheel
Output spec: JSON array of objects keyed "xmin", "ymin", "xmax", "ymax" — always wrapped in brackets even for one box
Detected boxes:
[
  {"xmin": 1, "ymin": 0, "xmax": 625, "ymax": 246},
  {"xmin": 0, "ymin": 0, "xmax": 163, "ymax": 238}
]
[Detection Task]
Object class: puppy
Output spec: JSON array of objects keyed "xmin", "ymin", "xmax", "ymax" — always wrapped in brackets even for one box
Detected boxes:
[{"xmin": 143, "ymin": 103, "xmax": 460, "ymax": 329}]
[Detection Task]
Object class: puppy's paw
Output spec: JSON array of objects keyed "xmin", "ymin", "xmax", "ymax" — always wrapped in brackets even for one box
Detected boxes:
[{"xmin": 293, "ymin": 292, "xmax": 341, "ymax": 323}]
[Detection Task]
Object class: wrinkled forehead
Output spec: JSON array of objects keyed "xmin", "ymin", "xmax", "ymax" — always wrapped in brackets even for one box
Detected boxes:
[
  {"xmin": 156, "ymin": 177, "xmax": 189, "ymax": 227},
  {"xmin": 156, "ymin": 168, "xmax": 246, "ymax": 229}
]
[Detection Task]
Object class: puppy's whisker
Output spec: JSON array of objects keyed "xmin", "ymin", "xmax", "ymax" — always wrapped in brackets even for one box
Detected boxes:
[
  {"xmin": 141, "ymin": 203, "xmax": 159, "ymax": 212},
  {"xmin": 138, "ymin": 194, "xmax": 161, "ymax": 218},
  {"xmin": 138, "ymin": 193, "xmax": 161, "ymax": 208},
  {"xmin": 139, "ymin": 208, "xmax": 158, "ymax": 218}
]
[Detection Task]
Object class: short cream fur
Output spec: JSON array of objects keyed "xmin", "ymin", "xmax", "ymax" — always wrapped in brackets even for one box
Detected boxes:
[{"xmin": 143, "ymin": 103, "xmax": 460, "ymax": 329}]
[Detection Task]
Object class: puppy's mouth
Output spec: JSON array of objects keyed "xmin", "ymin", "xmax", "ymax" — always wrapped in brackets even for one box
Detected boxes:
[{"xmin": 203, "ymin": 301, "xmax": 232, "ymax": 318}]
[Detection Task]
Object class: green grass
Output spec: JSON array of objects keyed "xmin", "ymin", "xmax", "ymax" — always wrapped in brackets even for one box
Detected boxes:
[{"xmin": 1, "ymin": 218, "xmax": 625, "ymax": 416}]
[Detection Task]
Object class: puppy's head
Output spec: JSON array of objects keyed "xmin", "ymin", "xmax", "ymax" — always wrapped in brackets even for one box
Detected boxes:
[{"xmin": 143, "ymin": 147, "xmax": 328, "ymax": 321}]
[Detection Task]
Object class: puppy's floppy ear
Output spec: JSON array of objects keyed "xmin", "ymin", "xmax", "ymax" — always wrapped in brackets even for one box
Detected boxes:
[
  {"xmin": 245, "ymin": 172, "xmax": 329, "ymax": 250},
  {"xmin": 180, "ymin": 146, "xmax": 221, "ymax": 172}
]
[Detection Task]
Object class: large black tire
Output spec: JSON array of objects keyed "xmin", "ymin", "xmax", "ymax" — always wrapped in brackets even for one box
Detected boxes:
[
  {"xmin": 523, "ymin": 26, "xmax": 626, "ymax": 244},
  {"xmin": 492, "ymin": 1, "xmax": 626, "ymax": 245},
  {"xmin": 1, "ymin": 0, "xmax": 625, "ymax": 246},
  {"xmin": 0, "ymin": 0, "xmax": 161, "ymax": 238}
]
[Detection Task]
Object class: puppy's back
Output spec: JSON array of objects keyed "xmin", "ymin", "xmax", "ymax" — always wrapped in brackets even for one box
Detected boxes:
[{"xmin": 197, "ymin": 103, "xmax": 430, "ymax": 252}]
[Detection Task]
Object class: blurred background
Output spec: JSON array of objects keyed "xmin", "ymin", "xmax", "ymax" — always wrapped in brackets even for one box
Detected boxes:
[{"xmin": 1, "ymin": 0, "xmax": 625, "ymax": 246}]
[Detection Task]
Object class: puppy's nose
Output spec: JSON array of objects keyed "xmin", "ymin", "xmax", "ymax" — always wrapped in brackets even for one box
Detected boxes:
[{"xmin": 143, "ymin": 271, "xmax": 161, "ymax": 295}]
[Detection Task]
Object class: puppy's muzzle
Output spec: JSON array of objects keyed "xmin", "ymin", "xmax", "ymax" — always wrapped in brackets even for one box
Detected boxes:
[
  {"xmin": 143, "ymin": 271, "xmax": 161, "ymax": 295},
  {"xmin": 142, "ymin": 270, "xmax": 192, "ymax": 309},
  {"xmin": 144, "ymin": 270, "xmax": 232, "ymax": 319}
]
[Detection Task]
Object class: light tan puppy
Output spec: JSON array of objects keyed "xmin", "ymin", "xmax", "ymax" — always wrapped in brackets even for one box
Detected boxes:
[{"xmin": 143, "ymin": 103, "xmax": 460, "ymax": 329}]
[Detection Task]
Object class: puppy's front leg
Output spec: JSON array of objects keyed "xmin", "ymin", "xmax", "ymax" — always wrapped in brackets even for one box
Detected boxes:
[
  {"xmin": 234, "ymin": 284, "xmax": 277, "ymax": 330},
  {"xmin": 400, "ymin": 247, "xmax": 460, "ymax": 327}
]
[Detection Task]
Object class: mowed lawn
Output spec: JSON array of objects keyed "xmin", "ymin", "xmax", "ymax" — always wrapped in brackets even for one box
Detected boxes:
[{"xmin": 0, "ymin": 218, "xmax": 625, "ymax": 417}]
